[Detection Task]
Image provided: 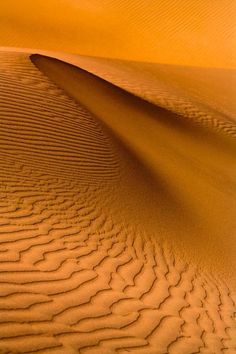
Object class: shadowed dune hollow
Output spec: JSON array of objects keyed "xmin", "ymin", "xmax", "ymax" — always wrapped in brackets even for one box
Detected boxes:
[{"xmin": 0, "ymin": 49, "xmax": 236, "ymax": 354}]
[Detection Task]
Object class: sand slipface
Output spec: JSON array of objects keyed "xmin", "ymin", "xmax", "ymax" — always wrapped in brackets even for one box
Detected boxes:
[{"xmin": 0, "ymin": 49, "xmax": 235, "ymax": 354}]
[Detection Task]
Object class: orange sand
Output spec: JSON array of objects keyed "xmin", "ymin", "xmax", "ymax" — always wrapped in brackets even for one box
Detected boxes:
[
  {"xmin": 0, "ymin": 49, "xmax": 235, "ymax": 353},
  {"xmin": 0, "ymin": 1, "xmax": 236, "ymax": 68},
  {"xmin": 0, "ymin": 1, "xmax": 236, "ymax": 353}
]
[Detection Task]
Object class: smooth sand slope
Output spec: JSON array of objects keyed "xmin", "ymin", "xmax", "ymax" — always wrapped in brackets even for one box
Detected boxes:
[
  {"xmin": 0, "ymin": 1, "xmax": 235, "ymax": 68},
  {"xmin": 0, "ymin": 50, "xmax": 236, "ymax": 353}
]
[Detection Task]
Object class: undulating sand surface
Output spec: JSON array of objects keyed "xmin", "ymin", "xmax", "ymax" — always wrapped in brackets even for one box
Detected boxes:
[
  {"xmin": 0, "ymin": 50, "xmax": 236, "ymax": 353},
  {"xmin": 0, "ymin": 1, "xmax": 235, "ymax": 68}
]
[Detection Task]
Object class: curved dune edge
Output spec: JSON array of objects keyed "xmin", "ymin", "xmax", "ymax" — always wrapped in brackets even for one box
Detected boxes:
[
  {"xmin": 31, "ymin": 53, "xmax": 236, "ymax": 276},
  {"xmin": 2, "ymin": 47, "xmax": 236, "ymax": 135},
  {"xmin": 31, "ymin": 53, "xmax": 236, "ymax": 137},
  {"xmin": 0, "ymin": 50, "xmax": 236, "ymax": 353}
]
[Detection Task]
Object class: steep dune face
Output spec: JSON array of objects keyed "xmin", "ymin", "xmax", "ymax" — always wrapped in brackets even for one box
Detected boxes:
[
  {"xmin": 32, "ymin": 54, "xmax": 236, "ymax": 277},
  {"xmin": 52, "ymin": 55, "xmax": 236, "ymax": 131},
  {"xmin": 0, "ymin": 50, "xmax": 236, "ymax": 354}
]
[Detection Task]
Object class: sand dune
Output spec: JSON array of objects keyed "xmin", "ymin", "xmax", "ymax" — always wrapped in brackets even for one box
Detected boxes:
[
  {"xmin": 0, "ymin": 1, "xmax": 235, "ymax": 68},
  {"xmin": 52, "ymin": 55, "xmax": 236, "ymax": 132},
  {"xmin": 0, "ymin": 50, "xmax": 235, "ymax": 353},
  {"xmin": 32, "ymin": 53, "xmax": 236, "ymax": 275}
]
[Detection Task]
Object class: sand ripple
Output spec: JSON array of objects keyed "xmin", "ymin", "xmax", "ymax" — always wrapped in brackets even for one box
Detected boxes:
[{"xmin": 0, "ymin": 51, "xmax": 235, "ymax": 354}]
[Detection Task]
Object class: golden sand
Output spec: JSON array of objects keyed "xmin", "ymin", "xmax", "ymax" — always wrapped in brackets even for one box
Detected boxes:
[
  {"xmin": 0, "ymin": 49, "xmax": 235, "ymax": 353},
  {"xmin": 0, "ymin": 1, "xmax": 236, "ymax": 67},
  {"xmin": 0, "ymin": 1, "xmax": 236, "ymax": 353}
]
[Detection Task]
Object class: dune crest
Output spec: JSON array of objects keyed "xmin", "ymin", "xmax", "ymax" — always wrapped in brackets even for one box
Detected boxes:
[
  {"xmin": 0, "ymin": 50, "xmax": 235, "ymax": 353},
  {"xmin": 32, "ymin": 54, "xmax": 236, "ymax": 276}
]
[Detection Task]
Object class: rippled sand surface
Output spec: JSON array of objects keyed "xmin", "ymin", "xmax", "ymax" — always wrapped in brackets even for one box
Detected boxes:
[
  {"xmin": 0, "ymin": 50, "xmax": 235, "ymax": 354},
  {"xmin": 0, "ymin": 1, "xmax": 236, "ymax": 353}
]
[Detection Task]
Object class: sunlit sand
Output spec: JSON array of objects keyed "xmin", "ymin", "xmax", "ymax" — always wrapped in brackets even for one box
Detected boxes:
[{"xmin": 0, "ymin": 1, "xmax": 235, "ymax": 353}]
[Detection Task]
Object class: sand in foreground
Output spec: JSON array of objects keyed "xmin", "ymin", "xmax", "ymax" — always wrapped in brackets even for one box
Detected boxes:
[{"xmin": 0, "ymin": 51, "xmax": 235, "ymax": 353}]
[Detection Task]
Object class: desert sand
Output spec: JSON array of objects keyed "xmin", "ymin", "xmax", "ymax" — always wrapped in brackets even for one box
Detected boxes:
[
  {"xmin": 0, "ymin": 1, "xmax": 236, "ymax": 354},
  {"xmin": 0, "ymin": 1, "xmax": 235, "ymax": 68},
  {"xmin": 0, "ymin": 49, "xmax": 235, "ymax": 353}
]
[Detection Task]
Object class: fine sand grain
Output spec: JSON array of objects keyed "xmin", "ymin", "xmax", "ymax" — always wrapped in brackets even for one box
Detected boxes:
[
  {"xmin": 0, "ymin": 1, "xmax": 235, "ymax": 68},
  {"xmin": 0, "ymin": 50, "xmax": 236, "ymax": 353}
]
